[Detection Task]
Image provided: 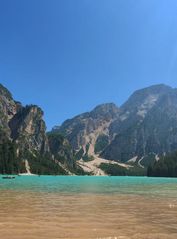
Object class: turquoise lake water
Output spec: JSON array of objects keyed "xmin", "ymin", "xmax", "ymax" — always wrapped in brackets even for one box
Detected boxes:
[{"xmin": 1, "ymin": 175, "xmax": 177, "ymax": 197}]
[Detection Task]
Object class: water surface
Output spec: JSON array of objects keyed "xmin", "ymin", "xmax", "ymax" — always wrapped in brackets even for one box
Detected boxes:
[{"xmin": 0, "ymin": 176, "xmax": 177, "ymax": 239}]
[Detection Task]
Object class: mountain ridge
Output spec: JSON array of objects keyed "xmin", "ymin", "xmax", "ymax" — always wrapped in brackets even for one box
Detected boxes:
[
  {"xmin": 53, "ymin": 84, "xmax": 177, "ymax": 173},
  {"xmin": 1, "ymin": 83, "xmax": 177, "ymax": 176},
  {"xmin": 0, "ymin": 84, "xmax": 79, "ymax": 175}
]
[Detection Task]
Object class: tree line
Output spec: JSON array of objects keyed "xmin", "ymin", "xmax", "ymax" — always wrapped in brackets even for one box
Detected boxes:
[{"xmin": 147, "ymin": 152, "xmax": 177, "ymax": 177}]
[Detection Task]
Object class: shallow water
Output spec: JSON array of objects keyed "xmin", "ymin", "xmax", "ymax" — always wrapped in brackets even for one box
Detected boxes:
[{"xmin": 0, "ymin": 176, "xmax": 177, "ymax": 239}]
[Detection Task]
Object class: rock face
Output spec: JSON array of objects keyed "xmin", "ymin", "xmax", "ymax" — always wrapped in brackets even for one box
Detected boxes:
[
  {"xmin": 52, "ymin": 103, "xmax": 119, "ymax": 155},
  {"xmin": 54, "ymin": 84, "xmax": 177, "ymax": 168},
  {"xmin": 2, "ymin": 82, "xmax": 177, "ymax": 174},
  {"xmin": 0, "ymin": 84, "xmax": 21, "ymax": 140},
  {"xmin": 9, "ymin": 105, "xmax": 49, "ymax": 153},
  {"xmin": 0, "ymin": 84, "xmax": 75, "ymax": 174},
  {"xmin": 102, "ymin": 84, "xmax": 177, "ymax": 163},
  {"xmin": 0, "ymin": 83, "xmax": 49, "ymax": 154},
  {"xmin": 47, "ymin": 132, "xmax": 74, "ymax": 170}
]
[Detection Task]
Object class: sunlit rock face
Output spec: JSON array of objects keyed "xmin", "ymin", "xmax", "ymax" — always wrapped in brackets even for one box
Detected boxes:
[
  {"xmin": 52, "ymin": 103, "xmax": 120, "ymax": 155},
  {"xmin": 0, "ymin": 84, "xmax": 76, "ymax": 174},
  {"xmin": 102, "ymin": 85, "xmax": 177, "ymax": 163},
  {"xmin": 54, "ymin": 84, "xmax": 177, "ymax": 167},
  {"xmin": 0, "ymin": 84, "xmax": 22, "ymax": 140},
  {"xmin": 0, "ymin": 83, "xmax": 49, "ymax": 153},
  {"xmin": 2, "ymin": 82, "xmax": 177, "ymax": 173},
  {"xmin": 9, "ymin": 105, "xmax": 49, "ymax": 153}
]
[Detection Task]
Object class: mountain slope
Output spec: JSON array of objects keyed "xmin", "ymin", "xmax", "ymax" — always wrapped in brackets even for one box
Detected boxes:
[
  {"xmin": 54, "ymin": 84, "xmax": 177, "ymax": 172},
  {"xmin": 52, "ymin": 103, "xmax": 119, "ymax": 155},
  {"xmin": 102, "ymin": 85, "xmax": 177, "ymax": 164},
  {"xmin": 0, "ymin": 84, "xmax": 76, "ymax": 175},
  {"xmin": 2, "ymin": 83, "xmax": 177, "ymax": 175}
]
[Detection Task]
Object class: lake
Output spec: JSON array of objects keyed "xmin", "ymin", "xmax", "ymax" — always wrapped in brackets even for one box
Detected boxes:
[{"xmin": 0, "ymin": 176, "xmax": 177, "ymax": 239}]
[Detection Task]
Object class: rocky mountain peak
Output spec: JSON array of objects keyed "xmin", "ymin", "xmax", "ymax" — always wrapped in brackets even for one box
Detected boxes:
[
  {"xmin": 90, "ymin": 103, "xmax": 119, "ymax": 119},
  {"xmin": 121, "ymin": 84, "xmax": 172, "ymax": 113},
  {"xmin": 115, "ymin": 84, "xmax": 173, "ymax": 123},
  {"xmin": 2, "ymin": 82, "xmax": 177, "ymax": 175},
  {"xmin": 102, "ymin": 85, "xmax": 177, "ymax": 164},
  {"xmin": 0, "ymin": 84, "xmax": 13, "ymax": 100},
  {"xmin": 53, "ymin": 103, "xmax": 119, "ymax": 151},
  {"xmin": 0, "ymin": 84, "xmax": 21, "ymax": 138},
  {"xmin": 0, "ymin": 83, "xmax": 79, "ymax": 175},
  {"xmin": 9, "ymin": 104, "xmax": 49, "ymax": 153}
]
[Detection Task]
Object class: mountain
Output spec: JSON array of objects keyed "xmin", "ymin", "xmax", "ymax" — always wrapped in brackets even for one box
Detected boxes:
[
  {"xmin": 0, "ymin": 84, "xmax": 20, "ymax": 140},
  {"xmin": 53, "ymin": 84, "xmax": 177, "ymax": 173},
  {"xmin": 2, "ymin": 83, "xmax": 177, "ymax": 176},
  {"xmin": 9, "ymin": 105, "xmax": 49, "ymax": 153},
  {"xmin": 52, "ymin": 103, "xmax": 119, "ymax": 155},
  {"xmin": 0, "ymin": 84, "xmax": 77, "ymax": 175},
  {"xmin": 101, "ymin": 84, "xmax": 177, "ymax": 165}
]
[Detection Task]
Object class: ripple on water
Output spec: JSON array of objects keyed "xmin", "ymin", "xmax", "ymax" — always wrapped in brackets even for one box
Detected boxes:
[{"xmin": 0, "ymin": 176, "xmax": 177, "ymax": 238}]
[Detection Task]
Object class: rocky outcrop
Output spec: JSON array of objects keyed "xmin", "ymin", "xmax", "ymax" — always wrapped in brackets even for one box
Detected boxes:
[
  {"xmin": 0, "ymin": 84, "xmax": 22, "ymax": 140},
  {"xmin": 0, "ymin": 84, "xmax": 75, "ymax": 174},
  {"xmin": 102, "ymin": 85, "xmax": 177, "ymax": 164},
  {"xmin": 54, "ymin": 84, "xmax": 177, "ymax": 169},
  {"xmin": 9, "ymin": 105, "xmax": 49, "ymax": 153},
  {"xmin": 47, "ymin": 132, "xmax": 74, "ymax": 170},
  {"xmin": 0, "ymin": 84, "xmax": 50, "ymax": 155},
  {"xmin": 52, "ymin": 103, "xmax": 119, "ymax": 155},
  {"xmin": 2, "ymin": 82, "xmax": 177, "ymax": 175}
]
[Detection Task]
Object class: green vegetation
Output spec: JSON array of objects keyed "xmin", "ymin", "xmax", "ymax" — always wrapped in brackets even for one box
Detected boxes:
[
  {"xmin": 47, "ymin": 131, "xmax": 73, "ymax": 155},
  {"xmin": 75, "ymin": 147, "xmax": 84, "ymax": 160},
  {"xmin": 85, "ymin": 143, "xmax": 90, "ymax": 154},
  {"xmin": 147, "ymin": 152, "xmax": 177, "ymax": 177},
  {"xmin": 99, "ymin": 163, "xmax": 146, "ymax": 176},
  {"xmin": 47, "ymin": 131, "xmax": 76, "ymax": 171},
  {"xmin": 140, "ymin": 154, "xmax": 156, "ymax": 167},
  {"xmin": 21, "ymin": 150, "xmax": 68, "ymax": 175},
  {"xmin": 83, "ymin": 144, "xmax": 95, "ymax": 162},
  {"xmin": 94, "ymin": 134, "xmax": 109, "ymax": 154},
  {"xmin": 0, "ymin": 141, "xmax": 25, "ymax": 174},
  {"xmin": 82, "ymin": 154, "xmax": 94, "ymax": 162},
  {"xmin": 75, "ymin": 144, "xmax": 94, "ymax": 162},
  {"xmin": 0, "ymin": 139, "xmax": 70, "ymax": 175},
  {"xmin": 71, "ymin": 164, "xmax": 92, "ymax": 176},
  {"xmin": 29, "ymin": 156, "xmax": 67, "ymax": 175}
]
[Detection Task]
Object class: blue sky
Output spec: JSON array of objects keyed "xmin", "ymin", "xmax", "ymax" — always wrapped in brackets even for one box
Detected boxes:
[{"xmin": 1, "ymin": 0, "xmax": 177, "ymax": 130}]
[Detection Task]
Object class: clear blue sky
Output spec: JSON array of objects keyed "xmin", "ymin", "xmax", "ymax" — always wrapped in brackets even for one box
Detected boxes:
[{"xmin": 1, "ymin": 0, "xmax": 177, "ymax": 130}]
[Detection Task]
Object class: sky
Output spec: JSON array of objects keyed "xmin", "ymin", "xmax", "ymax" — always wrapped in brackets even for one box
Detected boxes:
[{"xmin": 1, "ymin": 0, "xmax": 177, "ymax": 130}]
